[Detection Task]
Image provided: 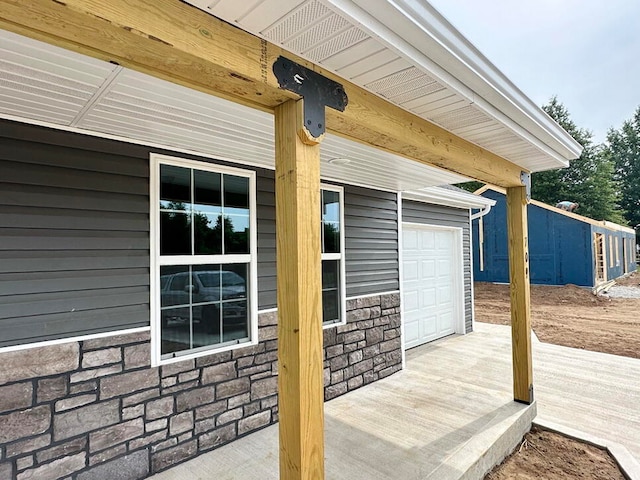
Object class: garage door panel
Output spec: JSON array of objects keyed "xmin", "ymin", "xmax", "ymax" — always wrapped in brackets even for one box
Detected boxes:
[
  {"xmin": 403, "ymin": 289, "xmax": 419, "ymax": 311},
  {"xmin": 420, "ymin": 230, "xmax": 435, "ymax": 249},
  {"xmin": 402, "ymin": 223, "xmax": 463, "ymax": 349},
  {"xmin": 436, "ymin": 231, "xmax": 452, "ymax": 249},
  {"xmin": 403, "ymin": 229, "xmax": 418, "ymax": 251},
  {"xmin": 421, "ymin": 314, "xmax": 437, "ymax": 337},
  {"xmin": 421, "ymin": 287, "xmax": 436, "ymax": 308},
  {"xmin": 438, "ymin": 286, "xmax": 452, "ymax": 304},
  {"xmin": 403, "ymin": 259, "xmax": 419, "ymax": 281},
  {"xmin": 404, "ymin": 321, "xmax": 420, "ymax": 344},
  {"xmin": 422, "ymin": 259, "xmax": 435, "ymax": 277}
]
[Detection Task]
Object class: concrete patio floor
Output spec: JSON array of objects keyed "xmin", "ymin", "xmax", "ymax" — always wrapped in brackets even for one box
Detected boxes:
[
  {"xmin": 150, "ymin": 325, "xmax": 536, "ymax": 480},
  {"xmin": 150, "ymin": 321, "xmax": 640, "ymax": 479}
]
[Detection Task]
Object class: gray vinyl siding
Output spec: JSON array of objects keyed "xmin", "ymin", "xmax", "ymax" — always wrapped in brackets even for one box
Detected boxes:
[
  {"xmin": 256, "ymin": 170, "xmax": 276, "ymax": 309},
  {"xmin": 255, "ymin": 182, "xmax": 400, "ymax": 309},
  {"xmin": 0, "ymin": 121, "xmax": 279, "ymax": 347},
  {"xmin": 402, "ymin": 200, "xmax": 473, "ymax": 333},
  {"xmin": 344, "ymin": 186, "xmax": 399, "ymax": 297},
  {"xmin": 0, "ymin": 120, "xmax": 401, "ymax": 345},
  {"xmin": 0, "ymin": 123, "xmax": 151, "ymax": 347}
]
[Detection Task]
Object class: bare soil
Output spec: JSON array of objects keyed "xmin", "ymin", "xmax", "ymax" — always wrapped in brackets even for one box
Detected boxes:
[
  {"xmin": 474, "ymin": 271, "xmax": 640, "ymax": 359},
  {"xmin": 478, "ymin": 272, "xmax": 639, "ymax": 479},
  {"xmin": 486, "ymin": 427, "xmax": 624, "ymax": 480}
]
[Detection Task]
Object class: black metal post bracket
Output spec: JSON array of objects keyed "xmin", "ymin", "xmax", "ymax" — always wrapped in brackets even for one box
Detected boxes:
[
  {"xmin": 273, "ymin": 56, "xmax": 348, "ymax": 139},
  {"xmin": 521, "ymin": 171, "xmax": 531, "ymax": 202}
]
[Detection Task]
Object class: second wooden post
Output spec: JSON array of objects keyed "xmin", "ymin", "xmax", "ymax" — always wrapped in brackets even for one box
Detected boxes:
[{"xmin": 275, "ymin": 98, "xmax": 325, "ymax": 479}]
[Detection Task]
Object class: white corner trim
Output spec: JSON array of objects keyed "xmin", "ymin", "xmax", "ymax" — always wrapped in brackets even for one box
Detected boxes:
[
  {"xmin": 397, "ymin": 193, "xmax": 406, "ymax": 369},
  {"xmin": 469, "ymin": 210, "xmax": 476, "ymax": 333},
  {"xmin": 0, "ymin": 327, "xmax": 151, "ymax": 354}
]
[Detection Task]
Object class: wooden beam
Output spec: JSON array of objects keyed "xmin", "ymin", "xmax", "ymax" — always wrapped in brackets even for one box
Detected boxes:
[
  {"xmin": 506, "ymin": 186, "xmax": 534, "ymax": 404},
  {"xmin": 275, "ymin": 99, "xmax": 324, "ymax": 479},
  {"xmin": 0, "ymin": 0, "xmax": 527, "ymax": 187}
]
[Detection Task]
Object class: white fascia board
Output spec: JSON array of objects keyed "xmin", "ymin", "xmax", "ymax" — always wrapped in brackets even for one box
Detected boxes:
[
  {"xmin": 402, "ymin": 186, "xmax": 496, "ymax": 210},
  {"xmin": 325, "ymin": 0, "xmax": 583, "ymax": 166}
]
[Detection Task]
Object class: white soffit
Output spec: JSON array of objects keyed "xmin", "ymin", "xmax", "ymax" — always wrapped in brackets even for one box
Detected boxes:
[
  {"xmin": 187, "ymin": 0, "xmax": 583, "ymax": 172},
  {"xmin": 0, "ymin": 29, "xmax": 466, "ymax": 192}
]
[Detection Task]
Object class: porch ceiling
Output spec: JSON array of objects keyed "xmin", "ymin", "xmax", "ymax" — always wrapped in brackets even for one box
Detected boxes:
[
  {"xmin": 0, "ymin": 28, "xmax": 466, "ymax": 192},
  {"xmin": 187, "ymin": 0, "xmax": 582, "ymax": 172}
]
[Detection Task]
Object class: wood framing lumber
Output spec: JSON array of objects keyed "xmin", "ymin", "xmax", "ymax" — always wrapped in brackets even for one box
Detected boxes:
[
  {"xmin": 0, "ymin": 0, "xmax": 527, "ymax": 187},
  {"xmin": 506, "ymin": 185, "xmax": 534, "ymax": 404},
  {"xmin": 275, "ymin": 99, "xmax": 325, "ymax": 479}
]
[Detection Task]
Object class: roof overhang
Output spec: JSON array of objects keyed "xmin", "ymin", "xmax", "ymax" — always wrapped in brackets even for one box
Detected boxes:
[
  {"xmin": 0, "ymin": 0, "xmax": 580, "ymax": 189},
  {"xmin": 188, "ymin": 0, "xmax": 583, "ymax": 171}
]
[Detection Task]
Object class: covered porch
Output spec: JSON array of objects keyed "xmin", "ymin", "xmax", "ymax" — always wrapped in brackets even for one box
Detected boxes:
[
  {"xmin": 0, "ymin": 1, "xmax": 581, "ymax": 478},
  {"xmin": 149, "ymin": 328, "xmax": 535, "ymax": 480}
]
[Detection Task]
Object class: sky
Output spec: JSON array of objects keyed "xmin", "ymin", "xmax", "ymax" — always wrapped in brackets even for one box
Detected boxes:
[{"xmin": 428, "ymin": 0, "xmax": 640, "ymax": 144}]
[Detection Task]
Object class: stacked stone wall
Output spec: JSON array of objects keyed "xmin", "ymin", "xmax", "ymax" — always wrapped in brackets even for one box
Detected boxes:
[{"xmin": 0, "ymin": 293, "xmax": 401, "ymax": 479}]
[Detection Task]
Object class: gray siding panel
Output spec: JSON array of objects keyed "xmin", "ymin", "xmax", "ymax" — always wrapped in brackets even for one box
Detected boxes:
[
  {"xmin": 345, "ymin": 186, "xmax": 399, "ymax": 297},
  {"xmin": 0, "ymin": 120, "xmax": 402, "ymax": 345},
  {"xmin": 402, "ymin": 200, "xmax": 473, "ymax": 333},
  {"xmin": 0, "ymin": 124, "xmax": 150, "ymax": 347},
  {"xmin": 256, "ymin": 170, "xmax": 277, "ymax": 310}
]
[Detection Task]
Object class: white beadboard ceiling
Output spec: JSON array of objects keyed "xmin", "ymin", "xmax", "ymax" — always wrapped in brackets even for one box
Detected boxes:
[
  {"xmin": 0, "ymin": 28, "xmax": 467, "ymax": 192},
  {"xmin": 187, "ymin": 0, "xmax": 582, "ymax": 171}
]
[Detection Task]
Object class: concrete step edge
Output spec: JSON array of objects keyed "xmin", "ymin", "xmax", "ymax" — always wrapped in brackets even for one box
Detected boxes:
[{"xmin": 534, "ymin": 417, "xmax": 640, "ymax": 480}]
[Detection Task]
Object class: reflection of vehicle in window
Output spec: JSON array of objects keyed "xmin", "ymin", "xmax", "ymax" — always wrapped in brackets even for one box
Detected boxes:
[{"xmin": 160, "ymin": 271, "xmax": 247, "ymax": 333}]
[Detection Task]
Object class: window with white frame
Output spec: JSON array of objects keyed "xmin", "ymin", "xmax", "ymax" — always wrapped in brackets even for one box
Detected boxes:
[
  {"xmin": 152, "ymin": 155, "xmax": 256, "ymax": 361},
  {"xmin": 321, "ymin": 186, "xmax": 345, "ymax": 325}
]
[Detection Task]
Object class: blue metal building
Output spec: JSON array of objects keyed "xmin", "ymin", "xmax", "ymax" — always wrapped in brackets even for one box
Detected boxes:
[{"xmin": 473, "ymin": 187, "xmax": 637, "ymax": 288}]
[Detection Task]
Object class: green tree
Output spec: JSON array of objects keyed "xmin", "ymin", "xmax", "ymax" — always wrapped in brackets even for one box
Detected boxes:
[
  {"xmin": 455, "ymin": 180, "xmax": 484, "ymax": 193},
  {"xmin": 606, "ymin": 106, "xmax": 640, "ymax": 240},
  {"xmin": 532, "ymin": 97, "xmax": 625, "ymax": 223}
]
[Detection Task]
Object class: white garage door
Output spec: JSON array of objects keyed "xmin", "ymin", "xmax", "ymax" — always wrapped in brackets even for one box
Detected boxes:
[{"xmin": 402, "ymin": 224, "xmax": 463, "ymax": 349}]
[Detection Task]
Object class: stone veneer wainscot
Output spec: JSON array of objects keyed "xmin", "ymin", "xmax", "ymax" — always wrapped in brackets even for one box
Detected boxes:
[{"xmin": 0, "ymin": 292, "xmax": 401, "ymax": 479}]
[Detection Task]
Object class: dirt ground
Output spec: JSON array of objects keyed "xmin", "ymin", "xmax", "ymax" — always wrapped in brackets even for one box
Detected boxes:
[
  {"xmin": 478, "ymin": 272, "xmax": 638, "ymax": 479},
  {"xmin": 485, "ymin": 427, "xmax": 624, "ymax": 480},
  {"xmin": 474, "ymin": 271, "xmax": 640, "ymax": 359}
]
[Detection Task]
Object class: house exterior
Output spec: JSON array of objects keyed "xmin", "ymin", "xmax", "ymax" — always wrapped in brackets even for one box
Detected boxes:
[
  {"xmin": 0, "ymin": 1, "xmax": 581, "ymax": 479},
  {"xmin": 473, "ymin": 186, "xmax": 637, "ymax": 288}
]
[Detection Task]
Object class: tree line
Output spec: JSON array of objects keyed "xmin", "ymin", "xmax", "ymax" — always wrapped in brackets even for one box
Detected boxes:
[{"xmin": 460, "ymin": 97, "xmax": 640, "ymax": 241}]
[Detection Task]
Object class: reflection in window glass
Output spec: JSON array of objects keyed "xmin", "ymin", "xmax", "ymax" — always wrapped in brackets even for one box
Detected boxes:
[
  {"xmin": 321, "ymin": 190, "xmax": 340, "ymax": 254},
  {"xmin": 322, "ymin": 260, "xmax": 340, "ymax": 324},
  {"xmin": 194, "ymin": 212, "xmax": 223, "ymax": 255},
  {"xmin": 320, "ymin": 187, "xmax": 343, "ymax": 325},
  {"xmin": 224, "ymin": 175, "xmax": 249, "ymax": 208},
  {"xmin": 157, "ymin": 160, "xmax": 253, "ymax": 361},
  {"xmin": 194, "ymin": 170, "xmax": 221, "ymax": 211},
  {"xmin": 161, "ymin": 165, "xmax": 190, "ymax": 205},
  {"xmin": 159, "ymin": 262, "xmax": 249, "ymax": 357},
  {"xmin": 160, "ymin": 211, "xmax": 191, "ymax": 255},
  {"xmin": 224, "ymin": 214, "xmax": 250, "ymax": 254}
]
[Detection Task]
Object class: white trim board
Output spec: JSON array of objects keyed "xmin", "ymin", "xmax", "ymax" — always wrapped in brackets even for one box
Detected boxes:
[{"xmin": 0, "ymin": 327, "xmax": 151, "ymax": 355}]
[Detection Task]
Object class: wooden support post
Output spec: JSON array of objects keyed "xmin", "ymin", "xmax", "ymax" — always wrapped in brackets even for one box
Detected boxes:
[
  {"xmin": 275, "ymin": 99, "xmax": 325, "ymax": 479},
  {"xmin": 506, "ymin": 186, "xmax": 534, "ymax": 404}
]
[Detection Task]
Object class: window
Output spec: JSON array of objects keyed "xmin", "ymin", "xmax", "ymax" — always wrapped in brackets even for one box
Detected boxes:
[
  {"xmin": 151, "ymin": 155, "xmax": 256, "ymax": 363},
  {"xmin": 615, "ymin": 237, "xmax": 620, "ymax": 266},
  {"xmin": 321, "ymin": 186, "xmax": 345, "ymax": 325}
]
